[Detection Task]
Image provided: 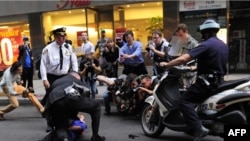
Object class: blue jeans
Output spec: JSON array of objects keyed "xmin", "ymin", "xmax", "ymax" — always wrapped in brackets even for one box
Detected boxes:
[
  {"xmin": 82, "ymin": 75, "xmax": 97, "ymax": 99},
  {"xmin": 103, "ymin": 91, "xmax": 112, "ymax": 113}
]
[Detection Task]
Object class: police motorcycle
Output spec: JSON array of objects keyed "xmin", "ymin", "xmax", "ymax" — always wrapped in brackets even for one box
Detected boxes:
[{"xmin": 140, "ymin": 66, "xmax": 250, "ymax": 138}]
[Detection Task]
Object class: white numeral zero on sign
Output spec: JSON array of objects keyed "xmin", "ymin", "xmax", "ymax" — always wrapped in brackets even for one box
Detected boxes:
[{"xmin": 0, "ymin": 38, "xmax": 14, "ymax": 65}]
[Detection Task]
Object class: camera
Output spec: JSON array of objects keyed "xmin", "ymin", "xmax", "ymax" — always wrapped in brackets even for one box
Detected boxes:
[{"xmin": 86, "ymin": 62, "xmax": 92, "ymax": 68}]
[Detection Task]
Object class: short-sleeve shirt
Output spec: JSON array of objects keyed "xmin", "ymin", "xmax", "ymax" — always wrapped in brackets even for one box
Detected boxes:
[
  {"xmin": 188, "ymin": 37, "xmax": 229, "ymax": 75},
  {"xmin": 81, "ymin": 41, "xmax": 95, "ymax": 54}
]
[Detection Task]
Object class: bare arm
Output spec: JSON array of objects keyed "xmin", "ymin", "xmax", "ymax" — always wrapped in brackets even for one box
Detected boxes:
[
  {"xmin": 160, "ymin": 53, "xmax": 193, "ymax": 68},
  {"xmin": 93, "ymin": 64, "xmax": 101, "ymax": 73},
  {"xmin": 96, "ymin": 75, "xmax": 115, "ymax": 85},
  {"xmin": 138, "ymin": 87, "xmax": 153, "ymax": 95}
]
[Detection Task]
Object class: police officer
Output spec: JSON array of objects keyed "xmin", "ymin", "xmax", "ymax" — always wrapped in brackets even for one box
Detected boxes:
[
  {"xmin": 160, "ymin": 19, "xmax": 229, "ymax": 141},
  {"xmin": 40, "ymin": 27, "xmax": 78, "ymax": 131},
  {"xmin": 44, "ymin": 71, "xmax": 105, "ymax": 141},
  {"xmin": 40, "ymin": 27, "xmax": 78, "ymax": 105}
]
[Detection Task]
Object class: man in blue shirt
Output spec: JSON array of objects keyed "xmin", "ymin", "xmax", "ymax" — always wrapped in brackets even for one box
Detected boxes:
[
  {"xmin": 160, "ymin": 19, "xmax": 228, "ymax": 141},
  {"xmin": 18, "ymin": 36, "xmax": 33, "ymax": 89},
  {"xmin": 119, "ymin": 30, "xmax": 148, "ymax": 76}
]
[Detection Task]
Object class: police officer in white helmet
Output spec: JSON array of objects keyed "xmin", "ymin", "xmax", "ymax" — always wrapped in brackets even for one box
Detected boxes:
[{"xmin": 160, "ymin": 19, "xmax": 228, "ymax": 141}]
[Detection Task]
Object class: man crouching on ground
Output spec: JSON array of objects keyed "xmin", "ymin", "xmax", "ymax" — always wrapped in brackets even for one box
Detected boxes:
[{"xmin": 44, "ymin": 71, "xmax": 105, "ymax": 141}]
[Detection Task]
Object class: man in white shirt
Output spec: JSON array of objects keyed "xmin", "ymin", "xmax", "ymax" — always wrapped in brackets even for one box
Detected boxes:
[
  {"xmin": 81, "ymin": 32, "xmax": 95, "ymax": 56},
  {"xmin": 40, "ymin": 27, "xmax": 78, "ymax": 132},
  {"xmin": 40, "ymin": 27, "xmax": 78, "ymax": 105}
]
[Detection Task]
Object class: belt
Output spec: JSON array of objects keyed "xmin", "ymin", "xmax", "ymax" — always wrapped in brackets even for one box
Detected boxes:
[
  {"xmin": 197, "ymin": 74, "xmax": 224, "ymax": 87},
  {"xmin": 125, "ymin": 62, "xmax": 143, "ymax": 67},
  {"xmin": 47, "ymin": 73, "xmax": 67, "ymax": 77}
]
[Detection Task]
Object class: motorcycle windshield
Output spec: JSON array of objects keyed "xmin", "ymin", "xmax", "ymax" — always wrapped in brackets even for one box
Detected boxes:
[{"xmin": 155, "ymin": 74, "xmax": 181, "ymax": 109}]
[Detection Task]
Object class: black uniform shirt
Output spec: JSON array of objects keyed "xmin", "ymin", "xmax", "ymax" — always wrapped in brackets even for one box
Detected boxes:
[
  {"xmin": 188, "ymin": 37, "xmax": 229, "ymax": 75},
  {"xmin": 45, "ymin": 74, "xmax": 83, "ymax": 109}
]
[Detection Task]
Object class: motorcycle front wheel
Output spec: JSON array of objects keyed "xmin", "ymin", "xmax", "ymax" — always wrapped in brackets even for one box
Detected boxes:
[{"xmin": 140, "ymin": 104, "xmax": 165, "ymax": 137}]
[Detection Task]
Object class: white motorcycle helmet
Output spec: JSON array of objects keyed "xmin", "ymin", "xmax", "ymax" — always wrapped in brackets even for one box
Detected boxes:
[{"xmin": 197, "ymin": 19, "xmax": 220, "ymax": 40}]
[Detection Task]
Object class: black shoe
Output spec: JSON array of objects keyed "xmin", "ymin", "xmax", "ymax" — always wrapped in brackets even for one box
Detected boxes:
[
  {"xmin": 193, "ymin": 126, "xmax": 209, "ymax": 141},
  {"xmin": 91, "ymin": 135, "xmax": 105, "ymax": 141},
  {"xmin": 28, "ymin": 87, "xmax": 35, "ymax": 93},
  {"xmin": 99, "ymin": 82, "xmax": 104, "ymax": 86},
  {"xmin": 0, "ymin": 114, "xmax": 5, "ymax": 121}
]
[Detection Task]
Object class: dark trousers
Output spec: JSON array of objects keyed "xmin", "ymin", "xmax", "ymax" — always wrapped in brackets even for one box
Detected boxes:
[
  {"xmin": 21, "ymin": 67, "xmax": 33, "ymax": 88},
  {"xmin": 50, "ymin": 95, "xmax": 101, "ymax": 137},
  {"xmin": 41, "ymin": 74, "xmax": 66, "ymax": 106},
  {"xmin": 106, "ymin": 64, "xmax": 118, "ymax": 78},
  {"xmin": 123, "ymin": 63, "xmax": 148, "ymax": 76},
  {"xmin": 179, "ymin": 79, "xmax": 214, "ymax": 131}
]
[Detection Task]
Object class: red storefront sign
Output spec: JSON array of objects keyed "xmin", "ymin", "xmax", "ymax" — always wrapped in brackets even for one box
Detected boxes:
[
  {"xmin": 0, "ymin": 27, "xmax": 21, "ymax": 71},
  {"xmin": 115, "ymin": 28, "xmax": 126, "ymax": 39},
  {"xmin": 57, "ymin": 0, "xmax": 91, "ymax": 9},
  {"xmin": 76, "ymin": 31, "xmax": 87, "ymax": 46}
]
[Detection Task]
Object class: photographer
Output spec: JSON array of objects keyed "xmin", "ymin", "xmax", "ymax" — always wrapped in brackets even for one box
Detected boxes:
[
  {"xmin": 79, "ymin": 54, "xmax": 101, "ymax": 99},
  {"xmin": 145, "ymin": 30, "xmax": 169, "ymax": 76},
  {"xmin": 103, "ymin": 38, "xmax": 119, "ymax": 78},
  {"xmin": 17, "ymin": 36, "xmax": 34, "ymax": 89}
]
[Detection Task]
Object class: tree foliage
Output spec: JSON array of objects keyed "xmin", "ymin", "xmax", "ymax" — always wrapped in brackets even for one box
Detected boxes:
[{"xmin": 146, "ymin": 16, "xmax": 163, "ymax": 34}]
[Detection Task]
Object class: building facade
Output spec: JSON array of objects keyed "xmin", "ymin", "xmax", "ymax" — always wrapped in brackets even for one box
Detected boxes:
[{"xmin": 0, "ymin": 0, "xmax": 249, "ymax": 72}]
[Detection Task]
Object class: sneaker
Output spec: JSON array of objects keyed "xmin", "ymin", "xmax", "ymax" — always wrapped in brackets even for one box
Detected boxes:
[
  {"xmin": 91, "ymin": 135, "xmax": 105, "ymax": 141},
  {"xmin": 0, "ymin": 114, "xmax": 5, "ymax": 121}
]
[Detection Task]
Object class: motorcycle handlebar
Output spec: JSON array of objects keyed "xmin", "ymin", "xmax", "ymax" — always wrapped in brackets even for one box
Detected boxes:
[{"xmin": 172, "ymin": 66, "xmax": 191, "ymax": 72}]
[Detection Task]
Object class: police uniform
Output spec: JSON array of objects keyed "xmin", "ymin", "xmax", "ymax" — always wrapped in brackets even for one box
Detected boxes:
[
  {"xmin": 179, "ymin": 36, "xmax": 228, "ymax": 137},
  {"xmin": 40, "ymin": 27, "xmax": 78, "ymax": 105},
  {"xmin": 44, "ymin": 72, "xmax": 104, "ymax": 141}
]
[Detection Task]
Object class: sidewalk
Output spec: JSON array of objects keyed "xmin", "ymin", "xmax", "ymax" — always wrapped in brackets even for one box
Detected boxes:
[
  {"xmin": 0, "ymin": 80, "xmax": 107, "ymax": 105},
  {"xmin": 0, "ymin": 70, "xmax": 249, "ymax": 106}
]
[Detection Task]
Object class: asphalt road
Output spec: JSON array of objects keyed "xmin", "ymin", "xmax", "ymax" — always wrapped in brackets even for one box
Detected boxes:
[{"xmin": 0, "ymin": 105, "xmax": 223, "ymax": 141}]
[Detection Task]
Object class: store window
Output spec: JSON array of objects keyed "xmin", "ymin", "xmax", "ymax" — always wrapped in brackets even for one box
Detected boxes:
[
  {"xmin": 113, "ymin": 1, "xmax": 163, "ymax": 50},
  {"xmin": 43, "ymin": 9, "xmax": 87, "ymax": 48},
  {"xmin": 0, "ymin": 20, "xmax": 30, "ymax": 71},
  {"xmin": 43, "ymin": 8, "xmax": 114, "ymax": 55},
  {"xmin": 180, "ymin": 9, "xmax": 227, "ymax": 43}
]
